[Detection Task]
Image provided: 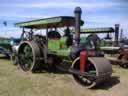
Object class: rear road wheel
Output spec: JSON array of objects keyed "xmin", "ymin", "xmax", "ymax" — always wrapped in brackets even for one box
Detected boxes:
[{"xmin": 18, "ymin": 41, "xmax": 42, "ymax": 72}]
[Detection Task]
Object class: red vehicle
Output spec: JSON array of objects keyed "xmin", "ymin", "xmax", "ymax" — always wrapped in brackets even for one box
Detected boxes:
[{"xmin": 118, "ymin": 46, "xmax": 128, "ymax": 68}]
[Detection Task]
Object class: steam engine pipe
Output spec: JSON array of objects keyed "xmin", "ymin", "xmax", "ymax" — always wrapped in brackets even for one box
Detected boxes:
[
  {"xmin": 74, "ymin": 7, "xmax": 82, "ymax": 46},
  {"xmin": 115, "ymin": 24, "xmax": 120, "ymax": 46}
]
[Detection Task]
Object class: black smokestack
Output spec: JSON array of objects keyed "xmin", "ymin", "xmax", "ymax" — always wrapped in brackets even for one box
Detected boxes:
[
  {"xmin": 74, "ymin": 7, "xmax": 82, "ymax": 46},
  {"xmin": 115, "ymin": 24, "xmax": 120, "ymax": 46},
  {"xmin": 120, "ymin": 29, "xmax": 123, "ymax": 41}
]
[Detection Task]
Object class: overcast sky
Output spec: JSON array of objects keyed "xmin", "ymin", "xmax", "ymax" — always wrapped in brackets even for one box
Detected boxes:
[{"xmin": 0, "ymin": 0, "xmax": 127, "ymax": 38}]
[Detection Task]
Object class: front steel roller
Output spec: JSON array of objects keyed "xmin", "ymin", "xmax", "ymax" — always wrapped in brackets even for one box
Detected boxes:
[
  {"xmin": 18, "ymin": 41, "xmax": 42, "ymax": 72},
  {"xmin": 71, "ymin": 57, "xmax": 112, "ymax": 88}
]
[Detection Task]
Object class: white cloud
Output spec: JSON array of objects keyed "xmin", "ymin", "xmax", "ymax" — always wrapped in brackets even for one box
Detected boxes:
[
  {"xmin": 0, "ymin": 15, "xmax": 51, "ymax": 21},
  {"xmin": 118, "ymin": 17, "xmax": 128, "ymax": 33},
  {"xmin": 0, "ymin": 0, "xmax": 127, "ymax": 37},
  {"xmin": 0, "ymin": 2, "xmax": 121, "ymax": 10},
  {"xmin": 86, "ymin": 15, "xmax": 121, "ymax": 24},
  {"xmin": 84, "ymin": 16, "xmax": 128, "ymax": 36},
  {"xmin": 0, "ymin": 27, "xmax": 21, "ymax": 38}
]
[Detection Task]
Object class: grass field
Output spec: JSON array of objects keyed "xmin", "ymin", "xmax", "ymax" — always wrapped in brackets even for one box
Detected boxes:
[{"xmin": 0, "ymin": 56, "xmax": 128, "ymax": 96}]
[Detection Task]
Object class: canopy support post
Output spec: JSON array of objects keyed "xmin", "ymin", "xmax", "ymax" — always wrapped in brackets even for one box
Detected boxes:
[
  {"xmin": 20, "ymin": 27, "xmax": 25, "ymax": 41},
  {"xmin": 30, "ymin": 28, "xmax": 33, "ymax": 40},
  {"xmin": 46, "ymin": 27, "xmax": 48, "ymax": 47}
]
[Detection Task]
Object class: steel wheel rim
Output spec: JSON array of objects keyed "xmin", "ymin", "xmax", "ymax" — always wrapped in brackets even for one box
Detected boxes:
[
  {"xmin": 19, "ymin": 44, "xmax": 33, "ymax": 71},
  {"xmin": 72, "ymin": 57, "xmax": 96, "ymax": 88}
]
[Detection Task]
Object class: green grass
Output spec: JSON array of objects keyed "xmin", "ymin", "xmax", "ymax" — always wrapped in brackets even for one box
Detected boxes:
[
  {"xmin": 0, "ymin": 56, "xmax": 128, "ymax": 96},
  {"xmin": 0, "ymin": 59, "xmax": 33, "ymax": 96}
]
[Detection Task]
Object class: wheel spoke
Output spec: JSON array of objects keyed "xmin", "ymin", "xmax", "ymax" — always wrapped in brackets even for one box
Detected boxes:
[{"xmin": 19, "ymin": 44, "xmax": 33, "ymax": 71}]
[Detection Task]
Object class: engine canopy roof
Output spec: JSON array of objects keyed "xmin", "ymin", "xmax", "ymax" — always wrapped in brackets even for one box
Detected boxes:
[{"xmin": 15, "ymin": 16, "xmax": 84, "ymax": 29}]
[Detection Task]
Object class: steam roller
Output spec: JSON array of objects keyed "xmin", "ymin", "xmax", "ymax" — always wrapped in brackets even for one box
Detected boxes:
[
  {"xmin": 14, "ymin": 6, "xmax": 112, "ymax": 89},
  {"xmin": 17, "ymin": 39, "xmax": 112, "ymax": 88}
]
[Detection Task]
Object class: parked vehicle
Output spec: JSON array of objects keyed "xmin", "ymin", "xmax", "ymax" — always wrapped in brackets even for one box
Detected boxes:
[{"xmin": 13, "ymin": 7, "xmax": 112, "ymax": 88}]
